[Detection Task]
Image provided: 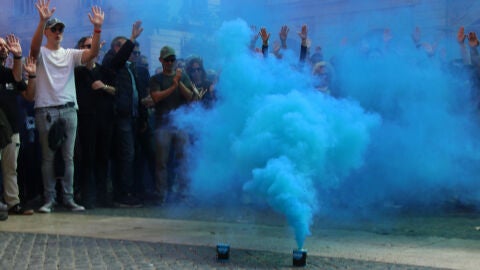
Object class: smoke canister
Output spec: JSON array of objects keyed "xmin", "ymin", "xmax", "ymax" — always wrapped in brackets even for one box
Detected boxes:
[
  {"xmin": 216, "ymin": 243, "xmax": 230, "ymax": 261},
  {"xmin": 292, "ymin": 248, "xmax": 307, "ymax": 267}
]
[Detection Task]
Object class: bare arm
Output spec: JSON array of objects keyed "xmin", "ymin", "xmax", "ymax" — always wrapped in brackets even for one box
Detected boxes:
[
  {"xmin": 91, "ymin": 80, "xmax": 115, "ymax": 96},
  {"xmin": 279, "ymin": 25, "xmax": 289, "ymax": 49},
  {"xmin": 457, "ymin": 27, "xmax": 469, "ymax": 65},
  {"xmin": 299, "ymin": 24, "xmax": 308, "ymax": 63},
  {"xmin": 150, "ymin": 82, "xmax": 177, "ymax": 103},
  {"xmin": 81, "ymin": 6, "xmax": 104, "ymax": 64},
  {"xmin": 260, "ymin": 27, "xmax": 270, "ymax": 58},
  {"xmin": 176, "ymin": 69, "xmax": 195, "ymax": 101},
  {"xmin": 179, "ymin": 81, "xmax": 195, "ymax": 102},
  {"xmin": 468, "ymin": 31, "xmax": 480, "ymax": 67},
  {"xmin": 30, "ymin": 0, "xmax": 55, "ymax": 59}
]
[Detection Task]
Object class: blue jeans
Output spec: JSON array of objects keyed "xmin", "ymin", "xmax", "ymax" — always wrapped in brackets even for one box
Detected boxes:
[{"xmin": 35, "ymin": 106, "xmax": 77, "ymax": 203}]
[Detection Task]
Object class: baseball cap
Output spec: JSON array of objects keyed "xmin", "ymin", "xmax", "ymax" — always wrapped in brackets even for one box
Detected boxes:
[
  {"xmin": 45, "ymin": 18, "xmax": 65, "ymax": 29},
  {"xmin": 160, "ymin": 46, "xmax": 175, "ymax": 60}
]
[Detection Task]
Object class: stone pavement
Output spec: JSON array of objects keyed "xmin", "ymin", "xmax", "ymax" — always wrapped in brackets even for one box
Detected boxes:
[{"xmin": 0, "ymin": 204, "xmax": 479, "ymax": 270}]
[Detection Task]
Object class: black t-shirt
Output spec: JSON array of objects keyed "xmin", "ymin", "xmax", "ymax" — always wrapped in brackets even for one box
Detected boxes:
[
  {"xmin": 0, "ymin": 65, "xmax": 26, "ymax": 133},
  {"xmin": 75, "ymin": 63, "xmax": 115, "ymax": 117}
]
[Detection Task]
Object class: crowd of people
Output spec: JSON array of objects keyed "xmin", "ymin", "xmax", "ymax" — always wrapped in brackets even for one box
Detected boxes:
[{"xmin": 1, "ymin": 0, "xmax": 479, "ymax": 222}]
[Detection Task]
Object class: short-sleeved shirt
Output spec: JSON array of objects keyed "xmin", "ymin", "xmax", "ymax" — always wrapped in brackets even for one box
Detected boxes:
[
  {"xmin": 34, "ymin": 46, "xmax": 83, "ymax": 109},
  {"xmin": 149, "ymin": 72, "xmax": 193, "ymax": 124}
]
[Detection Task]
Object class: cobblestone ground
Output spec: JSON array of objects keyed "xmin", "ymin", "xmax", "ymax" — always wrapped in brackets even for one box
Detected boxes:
[{"xmin": 0, "ymin": 232, "xmax": 450, "ymax": 270}]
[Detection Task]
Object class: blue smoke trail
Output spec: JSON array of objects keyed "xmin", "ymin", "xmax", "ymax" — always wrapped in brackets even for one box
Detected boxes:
[{"xmin": 172, "ymin": 19, "xmax": 380, "ymax": 248}]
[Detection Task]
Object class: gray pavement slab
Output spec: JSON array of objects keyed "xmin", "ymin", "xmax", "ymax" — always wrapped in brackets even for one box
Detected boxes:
[{"xmin": 0, "ymin": 205, "xmax": 479, "ymax": 270}]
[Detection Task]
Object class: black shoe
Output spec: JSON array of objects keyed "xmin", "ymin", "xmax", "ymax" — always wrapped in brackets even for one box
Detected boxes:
[
  {"xmin": 8, "ymin": 204, "xmax": 34, "ymax": 215},
  {"xmin": 0, "ymin": 211, "xmax": 7, "ymax": 221},
  {"xmin": 114, "ymin": 195, "xmax": 143, "ymax": 208}
]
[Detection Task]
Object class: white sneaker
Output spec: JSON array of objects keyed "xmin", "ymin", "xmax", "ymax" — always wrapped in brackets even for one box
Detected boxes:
[
  {"xmin": 38, "ymin": 201, "xmax": 55, "ymax": 213},
  {"xmin": 64, "ymin": 200, "xmax": 85, "ymax": 212}
]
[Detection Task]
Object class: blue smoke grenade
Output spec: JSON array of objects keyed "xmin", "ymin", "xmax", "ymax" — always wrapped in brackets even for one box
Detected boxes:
[{"xmin": 172, "ymin": 19, "xmax": 380, "ymax": 248}]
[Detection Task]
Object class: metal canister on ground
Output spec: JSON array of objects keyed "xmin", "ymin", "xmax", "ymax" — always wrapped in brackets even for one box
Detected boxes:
[
  {"xmin": 216, "ymin": 243, "xmax": 230, "ymax": 261},
  {"xmin": 292, "ymin": 248, "xmax": 307, "ymax": 267}
]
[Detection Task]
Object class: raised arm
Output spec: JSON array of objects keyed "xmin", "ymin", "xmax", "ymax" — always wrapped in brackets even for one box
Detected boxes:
[
  {"xmin": 468, "ymin": 31, "xmax": 480, "ymax": 67},
  {"xmin": 280, "ymin": 25, "xmax": 289, "ymax": 49},
  {"xmin": 177, "ymin": 68, "xmax": 196, "ymax": 102},
  {"xmin": 259, "ymin": 27, "xmax": 270, "ymax": 58},
  {"xmin": 81, "ymin": 6, "xmax": 104, "ymax": 64},
  {"xmin": 30, "ymin": 0, "xmax": 55, "ymax": 59},
  {"xmin": 299, "ymin": 24, "xmax": 308, "ymax": 63},
  {"xmin": 249, "ymin": 25, "xmax": 259, "ymax": 52},
  {"xmin": 457, "ymin": 27, "xmax": 469, "ymax": 65},
  {"xmin": 6, "ymin": 34, "xmax": 23, "ymax": 82},
  {"xmin": 22, "ymin": 57, "xmax": 37, "ymax": 101}
]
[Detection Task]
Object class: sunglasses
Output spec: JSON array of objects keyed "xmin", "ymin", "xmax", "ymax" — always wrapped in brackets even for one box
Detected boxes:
[
  {"xmin": 132, "ymin": 51, "xmax": 141, "ymax": 56},
  {"xmin": 190, "ymin": 67, "xmax": 202, "ymax": 73},
  {"xmin": 50, "ymin": 27, "xmax": 64, "ymax": 33},
  {"xmin": 81, "ymin": 44, "xmax": 92, "ymax": 49},
  {"xmin": 164, "ymin": 57, "xmax": 176, "ymax": 63}
]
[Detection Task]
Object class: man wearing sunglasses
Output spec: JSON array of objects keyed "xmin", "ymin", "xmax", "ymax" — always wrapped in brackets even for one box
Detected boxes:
[
  {"xmin": 149, "ymin": 46, "xmax": 197, "ymax": 204},
  {"xmin": 29, "ymin": 0, "xmax": 105, "ymax": 213}
]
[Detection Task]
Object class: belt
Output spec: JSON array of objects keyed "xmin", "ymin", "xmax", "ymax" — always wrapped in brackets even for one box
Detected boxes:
[{"xmin": 35, "ymin": 102, "xmax": 75, "ymax": 112}]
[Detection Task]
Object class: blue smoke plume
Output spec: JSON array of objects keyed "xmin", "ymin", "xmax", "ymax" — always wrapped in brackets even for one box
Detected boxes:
[
  {"xmin": 172, "ymin": 19, "xmax": 380, "ymax": 248},
  {"xmin": 331, "ymin": 27, "xmax": 480, "ymax": 211},
  {"xmin": 12, "ymin": 0, "xmax": 480, "ymax": 251}
]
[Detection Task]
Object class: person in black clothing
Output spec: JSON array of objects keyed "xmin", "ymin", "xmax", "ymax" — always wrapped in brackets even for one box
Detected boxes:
[
  {"xmin": 75, "ymin": 36, "xmax": 116, "ymax": 209},
  {"xmin": 102, "ymin": 21, "xmax": 147, "ymax": 207},
  {"xmin": 131, "ymin": 42, "xmax": 157, "ymax": 200},
  {"xmin": 0, "ymin": 34, "xmax": 36, "ymax": 219}
]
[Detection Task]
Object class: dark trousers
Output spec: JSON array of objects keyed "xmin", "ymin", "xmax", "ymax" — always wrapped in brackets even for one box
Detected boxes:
[
  {"xmin": 133, "ymin": 123, "xmax": 156, "ymax": 195},
  {"xmin": 112, "ymin": 116, "xmax": 136, "ymax": 201},
  {"xmin": 77, "ymin": 112, "xmax": 113, "ymax": 205}
]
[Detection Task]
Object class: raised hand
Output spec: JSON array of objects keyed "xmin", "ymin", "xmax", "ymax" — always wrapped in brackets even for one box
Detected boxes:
[
  {"xmin": 279, "ymin": 25, "xmax": 289, "ymax": 42},
  {"xmin": 173, "ymin": 68, "xmax": 182, "ymax": 84},
  {"xmin": 298, "ymin": 24, "xmax": 308, "ymax": 41},
  {"xmin": 412, "ymin": 27, "xmax": 421, "ymax": 45},
  {"xmin": 457, "ymin": 26, "xmax": 466, "ymax": 44},
  {"xmin": 88, "ymin": 6, "xmax": 104, "ymax": 29},
  {"xmin": 35, "ymin": 0, "xmax": 56, "ymax": 21},
  {"xmin": 131, "ymin": 21, "xmax": 143, "ymax": 40},
  {"xmin": 23, "ymin": 56, "xmax": 37, "ymax": 76},
  {"xmin": 468, "ymin": 31, "xmax": 479, "ymax": 48},
  {"xmin": 6, "ymin": 34, "xmax": 22, "ymax": 57},
  {"xmin": 249, "ymin": 25, "xmax": 259, "ymax": 49},
  {"xmin": 259, "ymin": 27, "xmax": 270, "ymax": 45},
  {"xmin": 250, "ymin": 25, "xmax": 259, "ymax": 39}
]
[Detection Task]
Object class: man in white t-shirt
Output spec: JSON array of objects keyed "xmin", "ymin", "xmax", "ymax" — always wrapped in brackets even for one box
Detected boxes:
[{"xmin": 29, "ymin": 0, "xmax": 104, "ymax": 213}]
